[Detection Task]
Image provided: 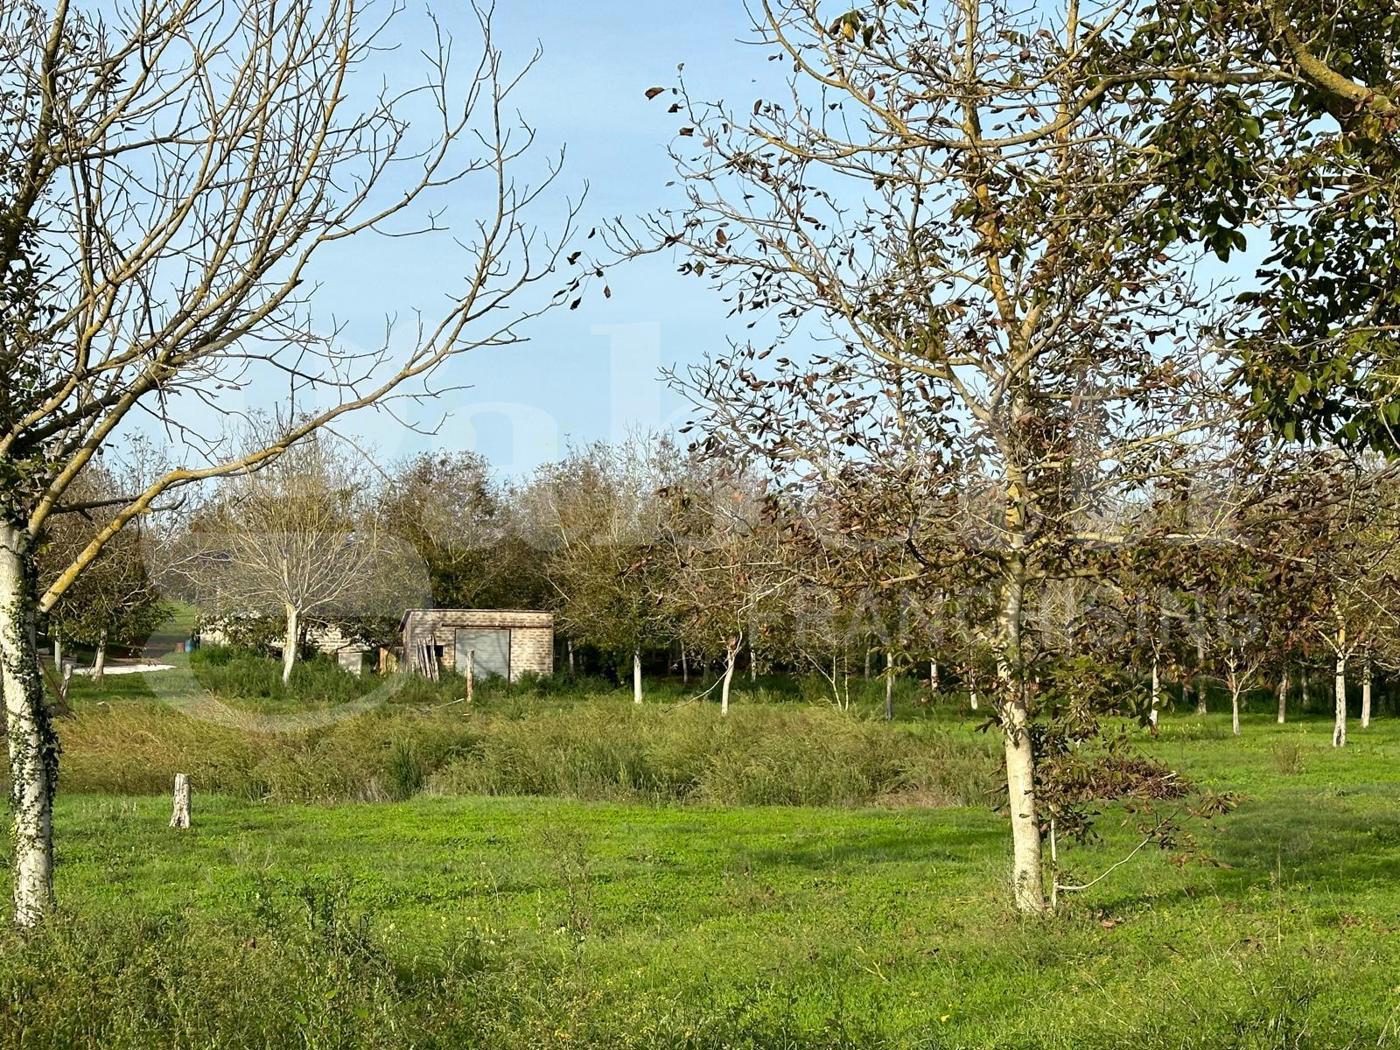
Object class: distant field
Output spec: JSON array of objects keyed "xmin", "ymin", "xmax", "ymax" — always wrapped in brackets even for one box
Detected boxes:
[{"xmin": 3, "ymin": 663, "xmax": 1398, "ymax": 1048}]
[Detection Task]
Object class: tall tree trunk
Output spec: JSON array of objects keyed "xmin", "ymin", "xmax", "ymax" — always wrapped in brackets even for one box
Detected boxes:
[
  {"xmin": 567, "ymin": 638, "xmax": 575, "ymax": 674},
  {"xmin": 720, "ymin": 637, "xmax": 738, "ymax": 716},
  {"xmin": 884, "ymin": 651, "xmax": 894, "ymax": 721},
  {"xmin": 281, "ymin": 604, "xmax": 300, "ymax": 685},
  {"xmin": 632, "ymin": 649, "xmax": 642, "ymax": 705},
  {"xmin": 1332, "ymin": 640, "xmax": 1347, "ymax": 749},
  {"xmin": 930, "ymin": 659, "xmax": 939, "ymax": 695},
  {"xmin": 969, "ymin": 667, "xmax": 979, "ymax": 711},
  {"xmin": 749, "ymin": 639, "xmax": 758, "ymax": 683},
  {"xmin": 1230, "ymin": 680, "xmax": 1241, "ymax": 737},
  {"xmin": 1149, "ymin": 656, "xmax": 1161, "ymax": 733},
  {"xmin": 1362, "ymin": 656, "xmax": 1372, "ymax": 729},
  {"xmin": 996, "ymin": 557, "xmax": 1045, "ymax": 914},
  {"xmin": 93, "ymin": 628, "xmax": 108, "ymax": 684},
  {"xmin": 680, "ymin": 641, "xmax": 688, "ymax": 684},
  {"xmin": 0, "ymin": 524, "xmax": 56, "ymax": 927},
  {"xmin": 864, "ymin": 647, "xmax": 872, "ymax": 679},
  {"xmin": 1300, "ymin": 666, "xmax": 1309, "ymax": 711},
  {"xmin": 51, "ymin": 632, "xmax": 62, "ymax": 675},
  {"xmin": 1277, "ymin": 668, "xmax": 1288, "ymax": 724}
]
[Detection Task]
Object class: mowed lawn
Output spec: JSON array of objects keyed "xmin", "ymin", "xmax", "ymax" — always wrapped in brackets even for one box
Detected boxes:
[{"xmin": 4, "ymin": 711, "xmax": 1400, "ymax": 1048}]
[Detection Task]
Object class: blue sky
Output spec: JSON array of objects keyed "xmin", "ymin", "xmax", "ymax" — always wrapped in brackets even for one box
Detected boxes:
[{"xmin": 312, "ymin": 1, "xmax": 766, "ymax": 476}]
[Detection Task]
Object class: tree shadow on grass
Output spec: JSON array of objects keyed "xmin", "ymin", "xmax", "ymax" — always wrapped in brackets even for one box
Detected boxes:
[
  {"xmin": 1089, "ymin": 787, "xmax": 1400, "ymax": 913},
  {"xmin": 744, "ymin": 820, "xmax": 1005, "ymax": 873},
  {"xmin": 1210, "ymin": 790, "xmax": 1400, "ymax": 886}
]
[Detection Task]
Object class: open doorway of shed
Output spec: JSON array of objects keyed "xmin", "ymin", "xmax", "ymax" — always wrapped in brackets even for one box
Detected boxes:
[{"xmin": 455, "ymin": 628, "xmax": 510, "ymax": 680}]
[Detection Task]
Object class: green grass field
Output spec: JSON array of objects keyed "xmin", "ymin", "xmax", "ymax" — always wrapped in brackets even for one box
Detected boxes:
[{"xmin": 3, "ymin": 663, "xmax": 1398, "ymax": 1048}]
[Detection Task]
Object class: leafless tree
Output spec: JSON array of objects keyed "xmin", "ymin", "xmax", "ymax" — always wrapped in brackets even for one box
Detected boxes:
[
  {"xmin": 0, "ymin": 0, "xmax": 579, "ymax": 925},
  {"xmin": 178, "ymin": 431, "xmax": 422, "ymax": 683}
]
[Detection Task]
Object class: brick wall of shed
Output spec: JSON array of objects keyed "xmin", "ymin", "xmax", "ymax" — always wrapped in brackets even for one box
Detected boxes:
[
  {"xmin": 509, "ymin": 627, "xmax": 553, "ymax": 678},
  {"xmin": 401, "ymin": 610, "xmax": 554, "ymax": 682}
]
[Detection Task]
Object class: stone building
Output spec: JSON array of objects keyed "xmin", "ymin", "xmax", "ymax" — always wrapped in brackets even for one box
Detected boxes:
[{"xmin": 399, "ymin": 609, "xmax": 553, "ymax": 681}]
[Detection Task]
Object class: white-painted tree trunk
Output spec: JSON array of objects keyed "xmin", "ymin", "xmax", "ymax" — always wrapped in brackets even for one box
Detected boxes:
[
  {"xmin": 1362, "ymin": 657, "xmax": 1372, "ymax": 729},
  {"xmin": 1194, "ymin": 636, "xmax": 1207, "ymax": 714},
  {"xmin": 0, "ymin": 524, "xmax": 56, "ymax": 927},
  {"xmin": 930, "ymin": 659, "xmax": 939, "ymax": 694},
  {"xmin": 51, "ymin": 632, "xmax": 62, "ymax": 676},
  {"xmin": 884, "ymin": 651, "xmax": 894, "ymax": 721},
  {"xmin": 1149, "ymin": 657, "xmax": 1161, "ymax": 731},
  {"xmin": 632, "ymin": 649, "xmax": 642, "ymax": 704},
  {"xmin": 1277, "ymin": 668, "xmax": 1288, "ymax": 724},
  {"xmin": 680, "ymin": 641, "xmax": 688, "ymax": 684},
  {"xmin": 281, "ymin": 603, "xmax": 300, "ymax": 685},
  {"xmin": 567, "ymin": 638, "xmax": 575, "ymax": 674},
  {"xmin": 1333, "ymin": 646, "xmax": 1347, "ymax": 748},
  {"xmin": 1300, "ymin": 667, "xmax": 1309, "ymax": 710},
  {"xmin": 56, "ymin": 664, "xmax": 72, "ymax": 713},
  {"xmin": 93, "ymin": 628, "xmax": 108, "ymax": 684},
  {"xmin": 996, "ymin": 560, "xmax": 1044, "ymax": 914},
  {"xmin": 864, "ymin": 647, "xmax": 872, "ymax": 679},
  {"xmin": 720, "ymin": 638, "xmax": 738, "ymax": 716},
  {"xmin": 169, "ymin": 773, "xmax": 192, "ymax": 829},
  {"xmin": 969, "ymin": 669, "xmax": 979, "ymax": 711},
  {"xmin": 1230, "ymin": 683, "xmax": 1241, "ymax": 737}
]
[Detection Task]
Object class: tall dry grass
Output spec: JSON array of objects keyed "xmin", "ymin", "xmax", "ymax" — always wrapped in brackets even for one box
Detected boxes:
[{"xmin": 53, "ymin": 697, "xmax": 997, "ymax": 808}]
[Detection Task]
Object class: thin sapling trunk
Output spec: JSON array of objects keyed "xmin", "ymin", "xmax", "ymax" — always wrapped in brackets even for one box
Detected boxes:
[
  {"xmin": 1333, "ymin": 645, "xmax": 1347, "ymax": 748},
  {"xmin": 282, "ymin": 604, "xmax": 300, "ymax": 685},
  {"xmin": 1149, "ymin": 656, "xmax": 1161, "ymax": 733},
  {"xmin": 1362, "ymin": 656, "xmax": 1372, "ymax": 729},
  {"xmin": 93, "ymin": 628, "xmax": 107, "ymax": 684},
  {"xmin": 720, "ymin": 635, "xmax": 739, "ymax": 716},
  {"xmin": 884, "ymin": 651, "xmax": 894, "ymax": 722}
]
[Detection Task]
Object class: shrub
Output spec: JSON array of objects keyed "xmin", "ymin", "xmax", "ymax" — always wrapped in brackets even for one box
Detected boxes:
[
  {"xmin": 1271, "ymin": 740, "xmax": 1306, "ymax": 776},
  {"xmin": 382, "ymin": 738, "xmax": 427, "ymax": 801},
  {"xmin": 189, "ymin": 646, "xmax": 377, "ymax": 708}
]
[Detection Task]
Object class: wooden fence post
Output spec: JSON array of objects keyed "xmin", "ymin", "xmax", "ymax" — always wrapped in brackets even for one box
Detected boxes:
[{"xmin": 170, "ymin": 773, "xmax": 192, "ymax": 829}]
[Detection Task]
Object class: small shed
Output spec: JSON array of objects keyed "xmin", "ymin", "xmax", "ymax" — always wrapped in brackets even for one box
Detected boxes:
[{"xmin": 400, "ymin": 609, "xmax": 553, "ymax": 682}]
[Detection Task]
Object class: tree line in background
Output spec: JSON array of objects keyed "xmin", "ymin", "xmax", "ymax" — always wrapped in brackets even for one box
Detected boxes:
[{"xmin": 51, "ymin": 428, "xmax": 1400, "ymax": 748}]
